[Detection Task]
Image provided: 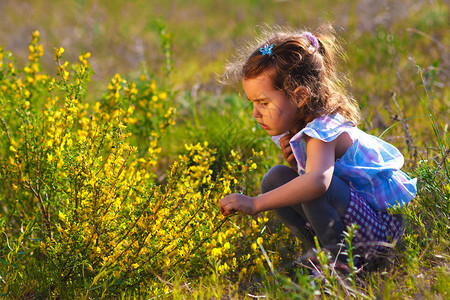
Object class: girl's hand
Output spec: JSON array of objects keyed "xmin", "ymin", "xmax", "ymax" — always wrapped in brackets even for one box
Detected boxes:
[
  {"xmin": 280, "ymin": 132, "xmax": 297, "ymax": 171},
  {"xmin": 219, "ymin": 193, "xmax": 258, "ymax": 216}
]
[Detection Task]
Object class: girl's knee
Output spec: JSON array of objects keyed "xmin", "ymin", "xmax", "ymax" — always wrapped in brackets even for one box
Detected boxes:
[{"xmin": 260, "ymin": 165, "xmax": 298, "ymax": 193}]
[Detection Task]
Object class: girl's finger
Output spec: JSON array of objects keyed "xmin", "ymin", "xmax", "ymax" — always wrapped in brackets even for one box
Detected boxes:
[
  {"xmin": 280, "ymin": 139, "xmax": 291, "ymax": 150},
  {"xmin": 280, "ymin": 132, "xmax": 293, "ymax": 143},
  {"xmin": 224, "ymin": 202, "xmax": 238, "ymax": 216},
  {"xmin": 222, "ymin": 207, "xmax": 234, "ymax": 216},
  {"xmin": 282, "ymin": 145, "xmax": 292, "ymax": 156}
]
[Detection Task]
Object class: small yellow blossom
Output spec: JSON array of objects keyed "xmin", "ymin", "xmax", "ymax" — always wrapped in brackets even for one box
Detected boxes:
[
  {"xmin": 54, "ymin": 47, "xmax": 64, "ymax": 60},
  {"xmin": 58, "ymin": 211, "xmax": 66, "ymax": 221},
  {"xmin": 223, "ymin": 242, "xmax": 231, "ymax": 250},
  {"xmin": 158, "ymin": 92, "xmax": 167, "ymax": 100},
  {"xmin": 211, "ymin": 248, "xmax": 222, "ymax": 258}
]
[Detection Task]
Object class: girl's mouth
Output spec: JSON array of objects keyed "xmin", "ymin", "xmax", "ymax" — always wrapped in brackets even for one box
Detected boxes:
[{"xmin": 258, "ymin": 122, "xmax": 269, "ymax": 130}]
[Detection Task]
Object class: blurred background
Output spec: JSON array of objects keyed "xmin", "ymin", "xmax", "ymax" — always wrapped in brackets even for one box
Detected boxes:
[{"xmin": 1, "ymin": 0, "xmax": 446, "ymax": 88}]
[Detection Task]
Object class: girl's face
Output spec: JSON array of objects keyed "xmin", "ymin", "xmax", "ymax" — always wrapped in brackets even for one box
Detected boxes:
[{"xmin": 242, "ymin": 73, "xmax": 299, "ymax": 136}]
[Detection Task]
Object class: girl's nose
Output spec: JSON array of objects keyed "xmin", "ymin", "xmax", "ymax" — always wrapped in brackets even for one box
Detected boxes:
[{"xmin": 252, "ymin": 104, "xmax": 262, "ymax": 118}]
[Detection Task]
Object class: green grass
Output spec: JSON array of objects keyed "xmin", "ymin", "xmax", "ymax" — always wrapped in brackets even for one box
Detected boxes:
[{"xmin": 1, "ymin": 0, "xmax": 449, "ymax": 298}]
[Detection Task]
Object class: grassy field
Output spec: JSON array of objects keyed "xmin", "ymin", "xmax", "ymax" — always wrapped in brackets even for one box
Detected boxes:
[{"xmin": 0, "ymin": 0, "xmax": 449, "ymax": 298}]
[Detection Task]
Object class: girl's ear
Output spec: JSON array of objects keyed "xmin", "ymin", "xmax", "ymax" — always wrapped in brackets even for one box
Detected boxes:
[{"xmin": 293, "ymin": 86, "xmax": 308, "ymax": 103}]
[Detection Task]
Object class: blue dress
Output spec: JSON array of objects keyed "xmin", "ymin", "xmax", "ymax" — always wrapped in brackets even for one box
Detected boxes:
[{"xmin": 273, "ymin": 113, "xmax": 417, "ymax": 211}]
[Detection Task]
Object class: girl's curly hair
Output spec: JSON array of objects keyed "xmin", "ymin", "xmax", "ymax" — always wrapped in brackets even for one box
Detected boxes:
[{"xmin": 222, "ymin": 24, "xmax": 361, "ymax": 129}]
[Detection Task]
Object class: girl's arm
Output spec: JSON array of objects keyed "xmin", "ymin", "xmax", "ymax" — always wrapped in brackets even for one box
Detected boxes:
[{"xmin": 219, "ymin": 136, "xmax": 337, "ymax": 216}]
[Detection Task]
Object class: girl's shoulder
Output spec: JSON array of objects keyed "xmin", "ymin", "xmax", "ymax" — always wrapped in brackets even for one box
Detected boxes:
[{"xmin": 298, "ymin": 113, "xmax": 355, "ymax": 143}]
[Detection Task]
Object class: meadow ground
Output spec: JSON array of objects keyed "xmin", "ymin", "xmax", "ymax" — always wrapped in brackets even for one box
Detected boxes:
[{"xmin": 0, "ymin": 0, "xmax": 448, "ymax": 298}]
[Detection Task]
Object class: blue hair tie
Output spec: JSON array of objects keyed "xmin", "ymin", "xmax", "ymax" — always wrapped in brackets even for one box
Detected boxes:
[
  {"xmin": 302, "ymin": 32, "xmax": 319, "ymax": 50},
  {"xmin": 260, "ymin": 44, "xmax": 273, "ymax": 56}
]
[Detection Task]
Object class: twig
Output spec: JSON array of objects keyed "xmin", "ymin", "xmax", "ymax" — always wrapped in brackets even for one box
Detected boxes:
[
  {"xmin": 247, "ymin": 294, "xmax": 267, "ymax": 298},
  {"xmin": 25, "ymin": 180, "xmax": 52, "ymax": 237},
  {"xmin": 0, "ymin": 116, "xmax": 11, "ymax": 143},
  {"xmin": 406, "ymin": 28, "xmax": 446, "ymax": 51}
]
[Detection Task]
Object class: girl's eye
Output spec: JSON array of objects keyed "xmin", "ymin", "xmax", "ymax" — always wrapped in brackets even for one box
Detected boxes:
[{"xmin": 259, "ymin": 102, "xmax": 268, "ymax": 107}]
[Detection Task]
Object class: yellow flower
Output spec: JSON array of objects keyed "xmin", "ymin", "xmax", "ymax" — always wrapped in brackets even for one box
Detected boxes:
[
  {"xmin": 63, "ymin": 70, "xmax": 69, "ymax": 80},
  {"xmin": 158, "ymin": 92, "xmax": 167, "ymax": 100},
  {"xmin": 54, "ymin": 47, "xmax": 64, "ymax": 60},
  {"xmin": 127, "ymin": 106, "xmax": 135, "ymax": 115},
  {"xmin": 223, "ymin": 242, "xmax": 231, "ymax": 250},
  {"xmin": 150, "ymin": 80, "xmax": 156, "ymax": 91},
  {"xmin": 58, "ymin": 211, "xmax": 66, "ymax": 220},
  {"xmin": 211, "ymin": 248, "xmax": 222, "ymax": 258}
]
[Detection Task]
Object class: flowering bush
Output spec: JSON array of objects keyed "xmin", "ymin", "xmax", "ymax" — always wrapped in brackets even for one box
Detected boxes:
[{"xmin": 0, "ymin": 32, "xmax": 294, "ymax": 298}]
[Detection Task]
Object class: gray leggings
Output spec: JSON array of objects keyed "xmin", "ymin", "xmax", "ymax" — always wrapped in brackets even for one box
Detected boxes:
[{"xmin": 261, "ymin": 165, "xmax": 351, "ymax": 253}]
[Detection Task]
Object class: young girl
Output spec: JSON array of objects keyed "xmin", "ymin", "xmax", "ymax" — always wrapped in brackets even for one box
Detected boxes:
[{"xmin": 219, "ymin": 26, "xmax": 417, "ymax": 266}]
